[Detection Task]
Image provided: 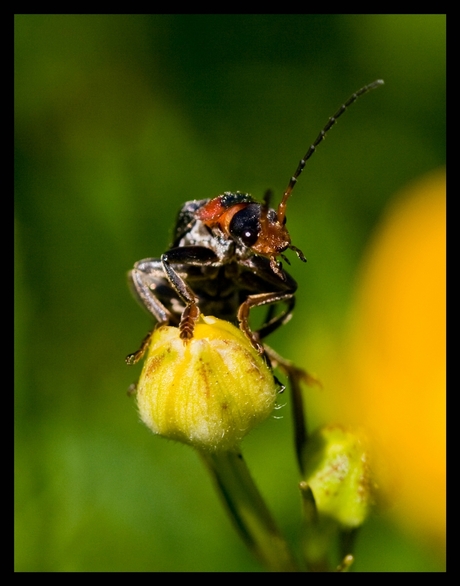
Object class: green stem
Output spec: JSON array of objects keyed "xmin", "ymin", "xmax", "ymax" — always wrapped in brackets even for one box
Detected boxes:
[
  {"xmin": 288, "ymin": 367, "xmax": 308, "ymax": 475},
  {"xmin": 200, "ymin": 449, "xmax": 301, "ymax": 572}
]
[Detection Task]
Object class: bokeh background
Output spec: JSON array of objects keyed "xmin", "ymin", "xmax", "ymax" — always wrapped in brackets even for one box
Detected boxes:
[{"xmin": 15, "ymin": 15, "xmax": 445, "ymax": 571}]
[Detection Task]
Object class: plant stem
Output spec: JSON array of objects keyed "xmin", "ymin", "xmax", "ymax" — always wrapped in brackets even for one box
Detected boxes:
[{"xmin": 200, "ymin": 449, "xmax": 301, "ymax": 572}]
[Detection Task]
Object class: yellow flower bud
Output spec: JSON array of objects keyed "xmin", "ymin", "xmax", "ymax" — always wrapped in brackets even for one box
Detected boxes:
[
  {"xmin": 302, "ymin": 425, "xmax": 372, "ymax": 529},
  {"xmin": 136, "ymin": 316, "xmax": 278, "ymax": 451}
]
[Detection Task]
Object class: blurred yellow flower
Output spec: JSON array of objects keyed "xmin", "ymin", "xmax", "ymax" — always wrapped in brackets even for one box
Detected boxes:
[{"xmin": 326, "ymin": 169, "xmax": 445, "ymax": 555}]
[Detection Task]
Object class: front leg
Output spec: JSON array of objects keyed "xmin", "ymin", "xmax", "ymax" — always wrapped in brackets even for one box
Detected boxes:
[
  {"xmin": 160, "ymin": 252, "xmax": 200, "ymax": 341},
  {"xmin": 127, "ymin": 247, "xmax": 219, "ymax": 363},
  {"xmin": 237, "ymin": 291, "xmax": 295, "ymax": 354},
  {"xmin": 126, "ymin": 260, "xmax": 174, "ymax": 364},
  {"xmin": 236, "ymin": 255, "xmax": 297, "ymax": 353},
  {"xmin": 129, "ymin": 260, "xmax": 174, "ymax": 325},
  {"xmin": 157, "ymin": 246, "xmax": 219, "ymax": 341}
]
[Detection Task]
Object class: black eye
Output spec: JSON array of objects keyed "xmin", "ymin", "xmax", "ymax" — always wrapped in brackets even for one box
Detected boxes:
[{"xmin": 229, "ymin": 204, "xmax": 260, "ymax": 247}]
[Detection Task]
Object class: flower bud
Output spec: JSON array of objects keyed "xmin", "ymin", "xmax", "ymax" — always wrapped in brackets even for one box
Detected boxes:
[
  {"xmin": 301, "ymin": 425, "xmax": 372, "ymax": 528},
  {"xmin": 136, "ymin": 316, "xmax": 278, "ymax": 451}
]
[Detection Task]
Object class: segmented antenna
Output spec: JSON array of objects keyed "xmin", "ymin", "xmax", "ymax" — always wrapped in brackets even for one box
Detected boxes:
[{"xmin": 277, "ymin": 79, "xmax": 384, "ymax": 223}]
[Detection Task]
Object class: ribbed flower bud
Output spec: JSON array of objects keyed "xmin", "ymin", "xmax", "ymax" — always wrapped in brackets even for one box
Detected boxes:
[{"xmin": 136, "ymin": 316, "xmax": 278, "ymax": 451}]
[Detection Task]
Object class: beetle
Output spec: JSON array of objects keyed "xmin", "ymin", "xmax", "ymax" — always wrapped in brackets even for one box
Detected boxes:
[{"xmin": 126, "ymin": 80, "xmax": 384, "ymax": 366}]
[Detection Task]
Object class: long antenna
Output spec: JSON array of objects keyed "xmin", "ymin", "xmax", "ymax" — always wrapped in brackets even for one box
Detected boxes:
[{"xmin": 277, "ymin": 79, "xmax": 384, "ymax": 223}]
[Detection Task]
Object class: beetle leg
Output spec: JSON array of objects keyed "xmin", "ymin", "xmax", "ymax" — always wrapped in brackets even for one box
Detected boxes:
[
  {"xmin": 127, "ymin": 265, "xmax": 175, "ymax": 364},
  {"xmin": 126, "ymin": 328, "xmax": 155, "ymax": 365},
  {"xmin": 159, "ymin": 246, "xmax": 219, "ymax": 340},
  {"xmin": 129, "ymin": 266, "xmax": 174, "ymax": 325},
  {"xmin": 257, "ymin": 296, "xmax": 295, "ymax": 340},
  {"xmin": 128, "ymin": 247, "xmax": 219, "ymax": 360},
  {"xmin": 263, "ymin": 344, "xmax": 321, "ymax": 389},
  {"xmin": 237, "ymin": 291, "xmax": 295, "ymax": 353}
]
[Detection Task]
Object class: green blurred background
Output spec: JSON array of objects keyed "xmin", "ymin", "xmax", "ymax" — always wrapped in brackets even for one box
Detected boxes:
[{"xmin": 15, "ymin": 15, "xmax": 445, "ymax": 571}]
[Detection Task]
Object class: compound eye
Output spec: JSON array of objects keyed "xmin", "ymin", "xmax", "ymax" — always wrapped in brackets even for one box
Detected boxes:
[{"xmin": 229, "ymin": 204, "xmax": 260, "ymax": 247}]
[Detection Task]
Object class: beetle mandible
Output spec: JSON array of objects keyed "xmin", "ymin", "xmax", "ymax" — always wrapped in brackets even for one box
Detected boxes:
[{"xmin": 126, "ymin": 80, "xmax": 384, "ymax": 366}]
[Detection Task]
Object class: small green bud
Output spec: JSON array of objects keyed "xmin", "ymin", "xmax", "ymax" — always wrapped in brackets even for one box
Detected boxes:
[
  {"xmin": 302, "ymin": 425, "xmax": 372, "ymax": 529},
  {"xmin": 136, "ymin": 316, "xmax": 278, "ymax": 452}
]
